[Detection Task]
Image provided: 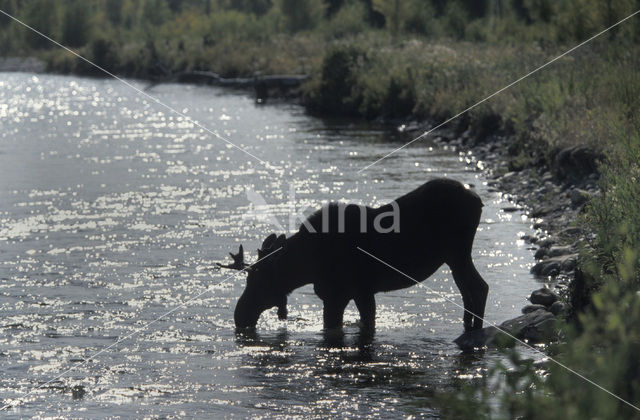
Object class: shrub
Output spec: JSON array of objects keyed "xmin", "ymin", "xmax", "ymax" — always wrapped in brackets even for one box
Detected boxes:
[
  {"xmin": 61, "ymin": 0, "xmax": 93, "ymax": 47},
  {"xmin": 276, "ymin": 0, "xmax": 325, "ymax": 33},
  {"xmin": 323, "ymin": 0, "xmax": 371, "ymax": 39},
  {"xmin": 305, "ymin": 44, "xmax": 366, "ymax": 116}
]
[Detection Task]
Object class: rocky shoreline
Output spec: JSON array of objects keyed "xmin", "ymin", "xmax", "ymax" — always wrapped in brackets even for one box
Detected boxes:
[
  {"xmin": 407, "ymin": 123, "xmax": 600, "ymax": 350},
  {"xmin": 0, "ymin": 56, "xmax": 45, "ymax": 73}
]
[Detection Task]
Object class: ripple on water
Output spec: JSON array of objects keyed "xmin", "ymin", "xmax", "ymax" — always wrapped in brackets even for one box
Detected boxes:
[{"xmin": 0, "ymin": 74, "xmax": 541, "ymax": 418}]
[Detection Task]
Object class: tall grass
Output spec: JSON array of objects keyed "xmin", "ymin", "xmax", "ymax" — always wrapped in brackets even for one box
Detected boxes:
[{"xmin": 437, "ymin": 124, "xmax": 640, "ymax": 419}]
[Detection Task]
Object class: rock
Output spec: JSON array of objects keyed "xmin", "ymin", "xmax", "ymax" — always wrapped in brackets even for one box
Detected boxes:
[
  {"xmin": 530, "ymin": 261, "xmax": 545, "ymax": 275},
  {"xmin": 569, "ymin": 188, "xmax": 591, "ymax": 208},
  {"xmin": 533, "ymin": 221, "xmax": 547, "ymax": 230},
  {"xmin": 534, "ymin": 247, "xmax": 548, "ymax": 260},
  {"xmin": 529, "ymin": 288, "xmax": 559, "ymax": 306},
  {"xmin": 521, "ymin": 316, "xmax": 557, "ymax": 342},
  {"xmin": 72, "ymin": 385, "xmax": 86, "ymax": 400},
  {"xmin": 454, "ymin": 309, "xmax": 559, "ymax": 350},
  {"xmin": 547, "ymin": 245, "xmax": 575, "ymax": 258},
  {"xmin": 520, "ymin": 234, "xmax": 536, "ymax": 243},
  {"xmin": 522, "ymin": 304, "xmax": 547, "ymax": 314},
  {"xmin": 531, "ymin": 256, "xmax": 572, "ymax": 277},
  {"xmin": 556, "ymin": 146, "xmax": 602, "ymax": 183},
  {"xmin": 559, "ymin": 226, "xmax": 582, "ymax": 238},
  {"xmin": 533, "ymin": 358, "xmax": 550, "ymax": 370},
  {"xmin": 502, "ymin": 171, "xmax": 517, "ymax": 181},
  {"xmin": 537, "ymin": 238, "xmax": 556, "ymax": 249},
  {"xmin": 453, "ymin": 327, "xmax": 501, "ymax": 351},
  {"xmin": 541, "ymin": 261, "xmax": 560, "ymax": 276},
  {"xmin": 500, "ymin": 309, "xmax": 557, "ymax": 343},
  {"xmin": 549, "ymin": 301, "xmax": 566, "ymax": 316},
  {"xmin": 530, "ymin": 205, "xmax": 553, "ymax": 217},
  {"xmin": 560, "ymin": 254, "xmax": 578, "ymax": 272}
]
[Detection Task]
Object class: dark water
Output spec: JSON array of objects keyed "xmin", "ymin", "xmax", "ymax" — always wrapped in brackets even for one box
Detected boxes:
[{"xmin": 0, "ymin": 73, "xmax": 544, "ymax": 418}]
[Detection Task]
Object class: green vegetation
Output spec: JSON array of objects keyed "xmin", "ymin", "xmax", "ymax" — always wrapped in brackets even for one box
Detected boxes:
[
  {"xmin": 439, "ymin": 125, "xmax": 640, "ymax": 419},
  {"xmin": 2, "ymin": 0, "xmax": 640, "ymax": 417},
  {"xmin": 1, "ymin": 0, "xmax": 638, "ymax": 159}
]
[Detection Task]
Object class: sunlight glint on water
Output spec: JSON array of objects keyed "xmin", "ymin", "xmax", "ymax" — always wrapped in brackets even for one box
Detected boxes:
[{"xmin": 0, "ymin": 73, "xmax": 542, "ymax": 418}]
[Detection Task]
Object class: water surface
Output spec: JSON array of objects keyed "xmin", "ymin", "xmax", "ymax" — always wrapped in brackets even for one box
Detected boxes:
[{"xmin": 0, "ymin": 73, "xmax": 543, "ymax": 418}]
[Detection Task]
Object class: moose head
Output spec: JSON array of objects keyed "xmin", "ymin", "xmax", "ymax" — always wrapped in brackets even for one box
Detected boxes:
[{"xmin": 217, "ymin": 233, "xmax": 288, "ymax": 328}]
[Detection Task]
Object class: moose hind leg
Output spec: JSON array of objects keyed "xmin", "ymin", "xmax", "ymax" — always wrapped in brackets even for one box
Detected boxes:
[
  {"xmin": 354, "ymin": 293, "xmax": 376, "ymax": 331},
  {"xmin": 450, "ymin": 257, "xmax": 488, "ymax": 331},
  {"xmin": 322, "ymin": 298, "xmax": 349, "ymax": 330}
]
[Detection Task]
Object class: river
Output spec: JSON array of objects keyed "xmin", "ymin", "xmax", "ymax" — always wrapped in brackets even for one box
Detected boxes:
[{"xmin": 0, "ymin": 73, "xmax": 544, "ymax": 418}]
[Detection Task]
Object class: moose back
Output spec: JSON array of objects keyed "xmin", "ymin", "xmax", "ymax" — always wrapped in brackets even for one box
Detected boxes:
[{"xmin": 218, "ymin": 178, "xmax": 488, "ymax": 332}]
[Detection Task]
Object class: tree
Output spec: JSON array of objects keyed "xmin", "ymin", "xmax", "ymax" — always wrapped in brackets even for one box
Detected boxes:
[
  {"xmin": 61, "ymin": 0, "xmax": 93, "ymax": 47},
  {"xmin": 141, "ymin": 0, "xmax": 170, "ymax": 26},
  {"xmin": 277, "ymin": 0, "xmax": 325, "ymax": 32},
  {"xmin": 23, "ymin": 0, "xmax": 60, "ymax": 49},
  {"xmin": 226, "ymin": 0, "xmax": 273, "ymax": 16},
  {"xmin": 105, "ymin": 0, "xmax": 124, "ymax": 25},
  {"xmin": 372, "ymin": 0, "xmax": 410, "ymax": 37}
]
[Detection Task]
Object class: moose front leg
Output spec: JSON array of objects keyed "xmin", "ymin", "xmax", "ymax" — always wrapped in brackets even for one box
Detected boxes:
[
  {"xmin": 451, "ymin": 256, "xmax": 488, "ymax": 331},
  {"xmin": 277, "ymin": 295, "xmax": 287, "ymax": 320},
  {"xmin": 354, "ymin": 293, "xmax": 376, "ymax": 331},
  {"xmin": 322, "ymin": 298, "xmax": 350, "ymax": 329}
]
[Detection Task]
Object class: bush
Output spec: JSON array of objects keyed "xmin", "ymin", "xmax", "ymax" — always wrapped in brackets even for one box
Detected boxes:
[
  {"xmin": 439, "ymin": 126, "xmax": 640, "ymax": 420},
  {"xmin": 22, "ymin": 0, "xmax": 60, "ymax": 49},
  {"xmin": 61, "ymin": 0, "xmax": 93, "ymax": 47},
  {"xmin": 276, "ymin": 0, "xmax": 325, "ymax": 33},
  {"xmin": 305, "ymin": 44, "xmax": 365, "ymax": 116},
  {"xmin": 90, "ymin": 37, "xmax": 120, "ymax": 73},
  {"xmin": 323, "ymin": 0, "xmax": 371, "ymax": 39}
]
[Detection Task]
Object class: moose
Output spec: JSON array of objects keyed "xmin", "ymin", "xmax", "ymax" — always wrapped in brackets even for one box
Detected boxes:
[{"xmin": 218, "ymin": 178, "xmax": 488, "ymax": 333}]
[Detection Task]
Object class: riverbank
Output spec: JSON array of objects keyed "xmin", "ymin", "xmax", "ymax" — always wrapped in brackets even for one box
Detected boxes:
[
  {"xmin": 421, "ymin": 124, "xmax": 594, "ymax": 348},
  {"xmin": 427, "ymin": 123, "xmax": 598, "ymax": 293},
  {"xmin": 0, "ymin": 56, "xmax": 45, "ymax": 72}
]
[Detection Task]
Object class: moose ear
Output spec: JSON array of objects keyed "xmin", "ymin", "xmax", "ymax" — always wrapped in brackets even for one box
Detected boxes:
[
  {"xmin": 235, "ymin": 244, "xmax": 244, "ymax": 260},
  {"xmin": 261, "ymin": 233, "xmax": 278, "ymax": 250}
]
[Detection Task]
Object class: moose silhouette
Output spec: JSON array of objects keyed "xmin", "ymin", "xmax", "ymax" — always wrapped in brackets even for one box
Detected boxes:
[{"xmin": 218, "ymin": 178, "xmax": 488, "ymax": 332}]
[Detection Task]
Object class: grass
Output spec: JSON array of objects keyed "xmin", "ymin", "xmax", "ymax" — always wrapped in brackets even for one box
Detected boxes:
[{"xmin": 436, "ymin": 122, "xmax": 640, "ymax": 419}]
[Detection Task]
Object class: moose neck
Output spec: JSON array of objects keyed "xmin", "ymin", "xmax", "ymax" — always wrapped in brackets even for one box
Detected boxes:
[{"xmin": 273, "ymin": 233, "xmax": 315, "ymax": 295}]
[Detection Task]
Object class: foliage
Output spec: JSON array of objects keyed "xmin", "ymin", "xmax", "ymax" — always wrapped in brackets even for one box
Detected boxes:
[
  {"xmin": 372, "ymin": 0, "xmax": 411, "ymax": 37},
  {"xmin": 61, "ymin": 0, "xmax": 93, "ymax": 47},
  {"xmin": 276, "ymin": 0, "xmax": 326, "ymax": 32},
  {"xmin": 438, "ymin": 125, "xmax": 640, "ymax": 419},
  {"xmin": 582, "ymin": 125, "xmax": 640, "ymax": 289},
  {"xmin": 21, "ymin": 0, "xmax": 60, "ymax": 49},
  {"xmin": 323, "ymin": 0, "xmax": 371, "ymax": 39}
]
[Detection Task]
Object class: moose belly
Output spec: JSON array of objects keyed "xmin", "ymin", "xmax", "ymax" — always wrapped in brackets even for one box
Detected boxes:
[{"xmin": 370, "ymin": 257, "xmax": 445, "ymax": 293}]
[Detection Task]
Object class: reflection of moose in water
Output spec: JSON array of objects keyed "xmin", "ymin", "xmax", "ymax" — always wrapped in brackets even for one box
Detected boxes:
[{"xmin": 218, "ymin": 178, "xmax": 488, "ymax": 333}]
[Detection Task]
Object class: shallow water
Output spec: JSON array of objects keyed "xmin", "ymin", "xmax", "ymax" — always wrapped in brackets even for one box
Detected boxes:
[{"xmin": 0, "ymin": 73, "xmax": 545, "ymax": 418}]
